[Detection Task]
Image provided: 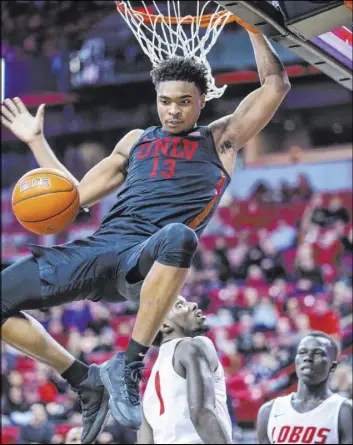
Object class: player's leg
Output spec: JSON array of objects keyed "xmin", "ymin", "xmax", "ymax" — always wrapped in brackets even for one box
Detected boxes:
[
  {"xmin": 100, "ymin": 223, "xmax": 198, "ymax": 429},
  {"xmin": 128, "ymin": 223, "xmax": 198, "ymax": 358},
  {"xmin": 1, "ymin": 257, "xmax": 109, "ymax": 444},
  {"xmin": 127, "ymin": 264, "xmax": 189, "ymax": 360},
  {"xmin": 1, "ymin": 257, "xmax": 79, "ymax": 373},
  {"xmin": 3, "ymin": 313, "xmax": 75, "ymax": 373}
]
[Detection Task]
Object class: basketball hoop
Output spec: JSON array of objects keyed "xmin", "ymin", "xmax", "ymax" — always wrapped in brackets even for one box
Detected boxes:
[{"xmin": 115, "ymin": 1, "xmax": 256, "ymax": 101}]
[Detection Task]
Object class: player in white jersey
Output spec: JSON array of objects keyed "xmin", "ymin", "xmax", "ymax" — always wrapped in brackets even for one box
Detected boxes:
[
  {"xmin": 137, "ymin": 295, "xmax": 233, "ymax": 444},
  {"xmin": 257, "ymin": 331, "xmax": 352, "ymax": 444}
]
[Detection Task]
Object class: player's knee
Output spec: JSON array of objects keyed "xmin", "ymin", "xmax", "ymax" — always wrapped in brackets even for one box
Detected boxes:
[
  {"xmin": 156, "ymin": 223, "xmax": 198, "ymax": 268},
  {"xmin": 164, "ymin": 223, "xmax": 198, "ymax": 253}
]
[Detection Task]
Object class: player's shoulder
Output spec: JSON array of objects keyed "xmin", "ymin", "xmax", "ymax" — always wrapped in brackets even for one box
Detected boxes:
[
  {"xmin": 258, "ymin": 399, "xmax": 275, "ymax": 419},
  {"xmin": 257, "ymin": 399, "xmax": 276, "ymax": 443},
  {"xmin": 338, "ymin": 398, "xmax": 353, "ymax": 437},
  {"xmin": 176, "ymin": 336, "xmax": 218, "ymax": 367},
  {"xmin": 113, "ymin": 128, "xmax": 145, "ymax": 157},
  {"xmin": 339, "ymin": 397, "xmax": 353, "ymax": 412},
  {"xmin": 178, "ymin": 336, "xmax": 216, "ymax": 353}
]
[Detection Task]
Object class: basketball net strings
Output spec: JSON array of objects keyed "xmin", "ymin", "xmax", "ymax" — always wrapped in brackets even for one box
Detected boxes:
[{"xmin": 117, "ymin": 1, "xmax": 234, "ymax": 101}]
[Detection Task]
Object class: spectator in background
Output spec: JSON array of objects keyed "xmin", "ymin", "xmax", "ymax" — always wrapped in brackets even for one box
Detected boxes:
[
  {"xmin": 18, "ymin": 403, "xmax": 55, "ymax": 445},
  {"xmin": 252, "ymin": 296, "xmax": 278, "ymax": 332},
  {"xmin": 214, "ymin": 237, "xmax": 232, "ymax": 283},
  {"xmin": 275, "ymin": 317, "xmax": 294, "ymax": 348},
  {"xmin": 306, "ymin": 193, "xmax": 330, "ymax": 228},
  {"xmin": 1, "ymin": 343, "xmax": 17, "ymax": 372},
  {"xmin": 203, "ymin": 213, "xmax": 236, "ymax": 237},
  {"xmin": 210, "ymin": 307, "xmax": 235, "ymax": 329},
  {"xmin": 293, "ymin": 173, "xmax": 313, "ymax": 202},
  {"xmin": 327, "ymin": 195, "xmax": 350, "ymax": 225},
  {"xmin": 245, "ymin": 234, "xmax": 286, "ymax": 283},
  {"xmin": 284, "ymin": 297, "xmax": 303, "ymax": 322},
  {"xmin": 36, "ymin": 366, "xmax": 58, "ymax": 404},
  {"xmin": 62, "ymin": 301, "xmax": 93, "ymax": 333},
  {"xmin": 259, "ymin": 239, "xmax": 287, "ymax": 283},
  {"xmin": 227, "ymin": 231, "xmax": 250, "ymax": 281},
  {"xmin": 92, "ymin": 327, "xmax": 115, "ymax": 354},
  {"xmin": 250, "ymin": 181, "xmax": 273, "ymax": 203},
  {"xmin": 340, "ymin": 225, "xmax": 353, "ymax": 253},
  {"xmin": 87, "ymin": 303, "xmax": 111, "ymax": 334},
  {"xmin": 332, "ymin": 281, "xmax": 353, "ymax": 318},
  {"xmin": 66, "ymin": 330, "xmax": 89, "ymax": 363},
  {"xmin": 251, "ymin": 332, "xmax": 270, "ymax": 354},
  {"xmin": 246, "ymin": 264, "xmax": 266, "ymax": 286},
  {"xmin": 3, "ymin": 386, "xmax": 31, "ymax": 425},
  {"xmin": 65, "ymin": 426, "xmax": 83, "ymax": 444},
  {"xmin": 252, "ymin": 353, "xmax": 280, "ymax": 382},
  {"xmin": 64, "ymin": 142, "xmax": 106, "ymax": 181},
  {"xmin": 308, "ymin": 299, "xmax": 340, "ymax": 341},
  {"xmin": 7, "ymin": 370, "xmax": 24, "ymax": 389},
  {"xmin": 293, "ymin": 313, "xmax": 312, "ymax": 341},
  {"xmin": 279, "ymin": 180, "xmax": 293, "ymax": 203},
  {"xmin": 236, "ymin": 314, "xmax": 254, "ymax": 356},
  {"xmin": 330, "ymin": 363, "xmax": 353, "ymax": 399},
  {"xmin": 270, "ymin": 220, "xmax": 297, "ymax": 251},
  {"xmin": 295, "ymin": 243, "xmax": 324, "ymax": 289}
]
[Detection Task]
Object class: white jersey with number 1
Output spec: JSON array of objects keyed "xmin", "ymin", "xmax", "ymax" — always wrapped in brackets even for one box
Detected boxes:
[
  {"xmin": 267, "ymin": 393, "xmax": 346, "ymax": 444},
  {"xmin": 142, "ymin": 338, "xmax": 232, "ymax": 444}
]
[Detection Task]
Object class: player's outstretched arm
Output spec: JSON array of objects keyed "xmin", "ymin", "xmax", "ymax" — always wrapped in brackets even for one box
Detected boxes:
[
  {"xmin": 1, "ymin": 97, "xmax": 80, "ymax": 187},
  {"xmin": 178, "ymin": 338, "xmax": 232, "ymax": 444},
  {"xmin": 256, "ymin": 400, "xmax": 274, "ymax": 444},
  {"xmin": 209, "ymin": 32, "xmax": 290, "ymax": 174},
  {"xmin": 1, "ymin": 97, "xmax": 143, "ymax": 207},
  {"xmin": 338, "ymin": 399, "xmax": 353, "ymax": 444},
  {"xmin": 137, "ymin": 407, "xmax": 154, "ymax": 444}
]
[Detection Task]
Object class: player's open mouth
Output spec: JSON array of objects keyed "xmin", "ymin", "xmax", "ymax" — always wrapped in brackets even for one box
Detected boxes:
[
  {"xmin": 195, "ymin": 310, "xmax": 206, "ymax": 320},
  {"xmin": 301, "ymin": 365, "xmax": 314, "ymax": 372}
]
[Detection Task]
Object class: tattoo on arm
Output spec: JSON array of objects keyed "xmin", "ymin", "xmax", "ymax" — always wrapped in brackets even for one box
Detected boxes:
[{"xmin": 219, "ymin": 139, "xmax": 234, "ymax": 154}]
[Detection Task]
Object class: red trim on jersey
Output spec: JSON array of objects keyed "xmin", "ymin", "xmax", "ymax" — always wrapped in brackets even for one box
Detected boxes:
[
  {"xmin": 155, "ymin": 371, "xmax": 165, "ymax": 416},
  {"xmin": 188, "ymin": 173, "xmax": 226, "ymax": 230},
  {"xmin": 331, "ymin": 26, "xmax": 352, "ymax": 46}
]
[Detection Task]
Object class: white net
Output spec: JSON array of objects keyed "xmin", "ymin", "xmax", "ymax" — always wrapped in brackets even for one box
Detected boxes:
[{"xmin": 116, "ymin": 1, "xmax": 234, "ymax": 101}]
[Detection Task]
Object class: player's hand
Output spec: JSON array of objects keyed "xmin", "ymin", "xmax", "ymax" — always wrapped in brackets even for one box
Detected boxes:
[{"xmin": 1, "ymin": 97, "xmax": 45, "ymax": 144}]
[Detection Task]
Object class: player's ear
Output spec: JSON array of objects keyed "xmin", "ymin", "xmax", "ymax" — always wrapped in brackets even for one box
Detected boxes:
[
  {"xmin": 330, "ymin": 361, "xmax": 338, "ymax": 373},
  {"xmin": 200, "ymin": 94, "xmax": 206, "ymax": 109},
  {"xmin": 161, "ymin": 323, "xmax": 173, "ymax": 335}
]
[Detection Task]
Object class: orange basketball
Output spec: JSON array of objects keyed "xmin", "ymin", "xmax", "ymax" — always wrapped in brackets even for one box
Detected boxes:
[{"xmin": 12, "ymin": 168, "xmax": 80, "ymax": 235}]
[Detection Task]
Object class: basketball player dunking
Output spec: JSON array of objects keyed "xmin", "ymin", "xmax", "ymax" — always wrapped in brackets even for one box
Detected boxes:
[
  {"xmin": 139, "ymin": 295, "xmax": 232, "ymax": 444},
  {"xmin": 257, "ymin": 332, "xmax": 352, "ymax": 444},
  {"xmin": 1, "ymin": 31, "xmax": 290, "ymax": 443}
]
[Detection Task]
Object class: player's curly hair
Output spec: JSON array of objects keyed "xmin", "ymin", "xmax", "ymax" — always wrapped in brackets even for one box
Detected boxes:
[{"xmin": 151, "ymin": 56, "xmax": 209, "ymax": 96}]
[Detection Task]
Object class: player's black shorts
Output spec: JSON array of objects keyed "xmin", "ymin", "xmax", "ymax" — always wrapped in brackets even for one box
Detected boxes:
[
  {"xmin": 1, "ymin": 216, "xmax": 198, "ymax": 326},
  {"xmin": 28, "ymin": 221, "xmax": 157, "ymax": 305}
]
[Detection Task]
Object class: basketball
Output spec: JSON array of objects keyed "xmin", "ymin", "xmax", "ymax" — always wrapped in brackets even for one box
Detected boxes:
[{"xmin": 12, "ymin": 168, "xmax": 80, "ymax": 235}]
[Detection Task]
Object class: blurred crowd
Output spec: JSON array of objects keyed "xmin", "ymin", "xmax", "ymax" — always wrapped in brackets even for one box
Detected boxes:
[
  {"xmin": 2, "ymin": 141, "xmax": 108, "ymax": 189},
  {"xmin": 1, "ymin": 175, "xmax": 352, "ymax": 443},
  {"xmin": 2, "ymin": 1, "xmax": 113, "ymax": 59}
]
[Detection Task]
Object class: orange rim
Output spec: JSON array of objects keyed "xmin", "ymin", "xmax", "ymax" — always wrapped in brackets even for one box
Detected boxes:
[{"xmin": 115, "ymin": 1, "xmax": 255, "ymax": 30}]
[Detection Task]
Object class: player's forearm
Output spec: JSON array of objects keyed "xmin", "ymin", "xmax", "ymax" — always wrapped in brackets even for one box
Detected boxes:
[
  {"xmin": 78, "ymin": 155, "xmax": 127, "ymax": 208},
  {"xmin": 248, "ymin": 32, "xmax": 290, "ymax": 89},
  {"xmin": 191, "ymin": 408, "xmax": 232, "ymax": 444},
  {"xmin": 28, "ymin": 134, "xmax": 79, "ymax": 187}
]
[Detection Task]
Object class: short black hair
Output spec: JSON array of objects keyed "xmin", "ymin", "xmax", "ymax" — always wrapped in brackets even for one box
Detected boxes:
[
  {"xmin": 151, "ymin": 56, "xmax": 209, "ymax": 96},
  {"xmin": 301, "ymin": 331, "xmax": 340, "ymax": 360}
]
